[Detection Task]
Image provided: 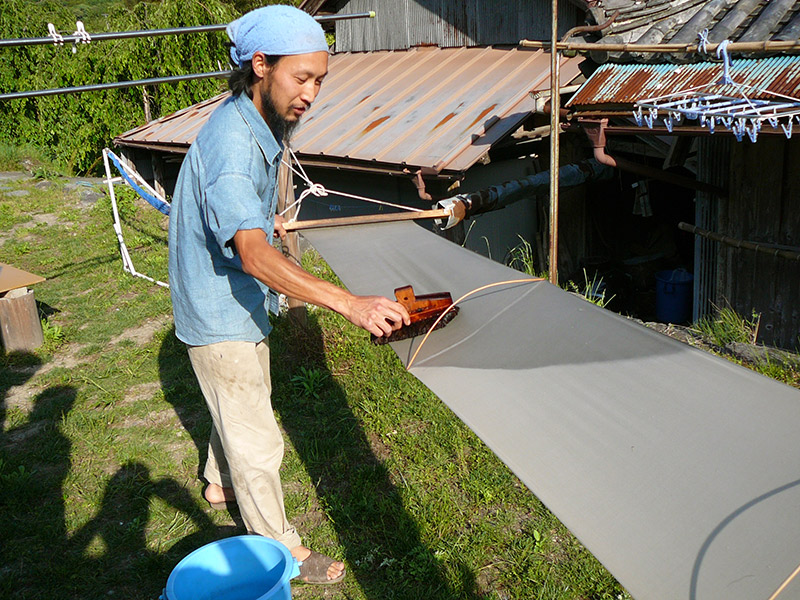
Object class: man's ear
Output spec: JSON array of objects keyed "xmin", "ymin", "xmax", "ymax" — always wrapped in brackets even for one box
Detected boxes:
[{"xmin": 252, "ymin": 52, "xmax": 271, "ymax": 79}]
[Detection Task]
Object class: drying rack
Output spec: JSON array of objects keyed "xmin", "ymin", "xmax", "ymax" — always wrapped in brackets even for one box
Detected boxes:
[{"xmin": 633, "ymin": 37, "xmax": 800, "ymax": 142}]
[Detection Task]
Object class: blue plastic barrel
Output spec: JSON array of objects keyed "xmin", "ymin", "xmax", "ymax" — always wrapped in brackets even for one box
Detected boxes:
[
  {"xmin": 161, "ymin": 535, "xmax": 299, "ymax": 600},
  {"xmin": 655, "ymin": 269, "xmax": 694, "ymax": 324}
]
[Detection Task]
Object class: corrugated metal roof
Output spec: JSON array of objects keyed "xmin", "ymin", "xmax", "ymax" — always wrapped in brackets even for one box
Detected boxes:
[
  {"xmin": 584, "ymin": 0, "xmax": 800, "ymax": 62},
  {"xmin": 114, "ymin": 93, "xmax": 226, "ymax": 154},
  {"xmin": 116, "ymin": 46, "xmax": 583, "ymax": 175},
  {"xmin": 567, "ymin": 55, "xmax": 800, "ymax": 107}
]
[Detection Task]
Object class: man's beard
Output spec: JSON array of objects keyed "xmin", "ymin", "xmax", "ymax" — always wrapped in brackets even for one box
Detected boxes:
[{"xmin": 260, "ymin": 85, "xmax": 300, "ymax": 143}]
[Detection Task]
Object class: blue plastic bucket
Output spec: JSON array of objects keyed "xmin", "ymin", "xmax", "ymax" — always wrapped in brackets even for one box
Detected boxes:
[
  {"xmin": 161, "ymin": 535, "xmax": 299, "ymax": 600},
  {"xmin": 655, "ymin": 269, "xmax": 694, "ymax": 324}
]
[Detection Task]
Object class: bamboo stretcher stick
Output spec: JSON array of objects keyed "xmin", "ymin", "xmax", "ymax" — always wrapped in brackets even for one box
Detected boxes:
[
  {"xmin": 283, "ymin": 207, "xmax": 452, "ymax": 232},
  {"xmin": 520, "ymin": 39, "xmax": 800, "ymax": 54},
  {"xmin": 678, "ymin": 222, "xmax": 800, "ymax": 261}
]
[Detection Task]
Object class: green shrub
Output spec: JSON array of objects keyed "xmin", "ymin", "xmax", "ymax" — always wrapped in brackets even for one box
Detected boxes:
[{"xmin": 0, "ymin": 0, "xmax": 238, "ymax": 174}]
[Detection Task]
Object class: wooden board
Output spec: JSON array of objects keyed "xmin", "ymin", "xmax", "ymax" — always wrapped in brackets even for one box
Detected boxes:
[{"xmin": 0, "ymin": 263, "xmax": 45, "ymax": 295}]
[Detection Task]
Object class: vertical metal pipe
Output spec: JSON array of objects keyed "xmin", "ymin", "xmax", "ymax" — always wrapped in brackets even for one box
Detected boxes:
[{"xmin": 548, "ymin": 0, "xmax": 560, "ymax": 285}]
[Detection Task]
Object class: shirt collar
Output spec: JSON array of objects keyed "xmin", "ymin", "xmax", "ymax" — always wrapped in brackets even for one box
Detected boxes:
[{"xmin": 233, "ymin": 92, "xmax": 283, "ymax": 165}]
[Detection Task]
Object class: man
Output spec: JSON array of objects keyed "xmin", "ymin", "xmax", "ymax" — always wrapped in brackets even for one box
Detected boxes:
[{"xmin": 167, "ymin": 5, "xmax": 410, "ymax": 585}]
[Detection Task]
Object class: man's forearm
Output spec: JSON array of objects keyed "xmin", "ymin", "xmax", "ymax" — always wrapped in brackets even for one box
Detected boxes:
[{"xmin": 233, "ymin": 228, "xmax": 410, "ymax": 336}]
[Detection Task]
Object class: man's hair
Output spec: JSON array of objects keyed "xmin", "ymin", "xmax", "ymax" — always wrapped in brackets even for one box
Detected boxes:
[{"xmin": 228, "ymin": 55, "xmax": 282, "ymax": 98}]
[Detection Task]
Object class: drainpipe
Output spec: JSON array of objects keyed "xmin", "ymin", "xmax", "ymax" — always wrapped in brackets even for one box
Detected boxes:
[{"xmin": 580, "ymin": 118, "xmax": 726, "ymax": 196}]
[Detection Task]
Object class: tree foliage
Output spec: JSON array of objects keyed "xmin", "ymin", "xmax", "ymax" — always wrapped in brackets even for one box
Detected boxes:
[{"xmin": 0, "ymin": 0, "xmax": 240, "ymax": 173}]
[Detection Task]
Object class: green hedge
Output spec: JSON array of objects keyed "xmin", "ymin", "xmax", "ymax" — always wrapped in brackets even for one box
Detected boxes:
[{"xmin": 0, "ymin": 0, "xmax": 239, "ymax": 174}]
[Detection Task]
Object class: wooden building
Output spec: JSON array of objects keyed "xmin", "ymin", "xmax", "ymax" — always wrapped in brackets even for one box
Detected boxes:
[
  {"xmin": 115, "ymin": 0, "xmax": 800, "ymax": 348},
  {"xmin": 564, "ymin": 1, "xmax": 800, "ymax": 349},
  {"xmin": 116, "ymin": 0, "xmax": 591, "ymax": 270}
]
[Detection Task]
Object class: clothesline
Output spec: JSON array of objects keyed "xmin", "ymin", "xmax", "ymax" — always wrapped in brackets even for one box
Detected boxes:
[
  {"xmin": 0, "ymin": 12, "xmax": 374, "ymax": 48},
  {"xmin": 279, "ymin": 148, "xmax": 424, "ymax": 221}
]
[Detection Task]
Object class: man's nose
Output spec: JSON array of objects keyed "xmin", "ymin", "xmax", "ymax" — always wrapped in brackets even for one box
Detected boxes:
[{"xmin": 300, "ymin": 81, "xmax": 319, "ymax": 105}]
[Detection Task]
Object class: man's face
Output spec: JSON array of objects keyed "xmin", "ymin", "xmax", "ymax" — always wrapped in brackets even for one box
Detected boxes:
[{"xmin": 253, "ymin": 51, "xmax": 328, "ymax": 140}]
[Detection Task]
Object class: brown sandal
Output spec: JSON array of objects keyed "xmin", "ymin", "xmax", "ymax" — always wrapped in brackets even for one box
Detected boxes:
[{"xmin": 297, "ymin": 550, "xmax": 346, "ymax": 585}]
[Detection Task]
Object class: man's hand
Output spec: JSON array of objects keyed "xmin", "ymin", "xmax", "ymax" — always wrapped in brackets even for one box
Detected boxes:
[
  {"xmin": 234, "ymin": 228, "xmax": 410, "ymax": 338},
  {"xmin": 342, "ymin": 295, "xmax": 411, "ymax": 338},
  {"xmin": 273, "ymin": 214, "xmax": 288, "ymax": 242}
]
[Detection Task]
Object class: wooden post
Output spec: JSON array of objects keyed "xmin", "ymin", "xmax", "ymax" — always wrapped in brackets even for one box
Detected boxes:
[
  {"xmin": 277, "ymin": 148, "xmax": 307, "ymax": 326},
  {"xmin": 548, "ymin": 0, "xmax": 561, "ymax": 286},
  {"xmin": 143, "ymin": 88, "xmax": 152, "ymax": 122},
  {"xmin": 0, "ymin": 288, "xmax": 44, "ymax": 352},
  {"xmin": 150, "ymin": 152, "xmax": 167, "ymax": 200}
]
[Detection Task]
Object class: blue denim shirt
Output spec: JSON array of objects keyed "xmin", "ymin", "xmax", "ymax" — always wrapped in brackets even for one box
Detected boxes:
[{"xmin": 168, "ymin": 93, "xmax": 282, "ymax": 346}]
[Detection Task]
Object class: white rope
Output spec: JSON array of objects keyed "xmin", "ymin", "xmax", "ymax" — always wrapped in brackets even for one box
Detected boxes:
[{"xmin": 279, "ymin": 147, "xmax": 424, "ymax": 222}]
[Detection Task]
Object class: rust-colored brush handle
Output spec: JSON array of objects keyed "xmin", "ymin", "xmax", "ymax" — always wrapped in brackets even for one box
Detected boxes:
[
  {"xmin": 394, "ymin": 285, "xmax": 454, "ymax": 324},
  {"xmin": 370, "ymin": 285, "xmax": 457, "ymax": 345}
]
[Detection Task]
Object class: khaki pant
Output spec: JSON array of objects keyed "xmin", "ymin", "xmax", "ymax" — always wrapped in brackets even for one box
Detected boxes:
[{"xmin": 187, "ymin": 339, "xmax": 301, "ymax": 549}]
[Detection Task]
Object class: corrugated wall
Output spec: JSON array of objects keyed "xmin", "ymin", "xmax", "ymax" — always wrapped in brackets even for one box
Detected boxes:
[
  {"xmin": 694, "ymin": 137, "xmax": 728, "ymax": 322},
  {"xmin": 334, "ymin": 0, "xmax": 580, "ymax": 51},
  {"xmin": 721, "ymin": 136, "xmax": 800, "ymax": 350}
]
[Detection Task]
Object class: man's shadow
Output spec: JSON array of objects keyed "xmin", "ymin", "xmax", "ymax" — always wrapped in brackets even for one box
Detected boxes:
[
  {"xmin": 158, "ymin": 316, "xmax": 481, "ymax": 598},
  {"xmin": 0, "ymin": 380, "xmax": 76, "ymax": 597},
  {"xmin": 269, "ymin": 313, "xmax": 479, "ymax": 599},
  {"xmin": 0, "ymin": 353, "xmax": 231, "ymax": 599},
  {"xmin": 67, "ymin": 460, "xmax": 231, "ymax": 598}
]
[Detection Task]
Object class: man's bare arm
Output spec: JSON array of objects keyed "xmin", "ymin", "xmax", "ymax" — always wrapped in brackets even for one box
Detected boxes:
[{"xmin": 233, "ymin": 228, "xmax": 410, "ymax": 337}]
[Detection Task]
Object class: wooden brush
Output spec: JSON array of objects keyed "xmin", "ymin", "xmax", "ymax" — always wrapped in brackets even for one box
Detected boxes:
[{"xmin": 371, "ymin": 285, "xmax": 459, "ymax": 345}]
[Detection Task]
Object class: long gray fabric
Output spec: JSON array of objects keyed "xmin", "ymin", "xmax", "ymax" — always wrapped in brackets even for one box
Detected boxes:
[{"xmin": 303, "ymin": 221, "xmax": 800, "ymax": 600}]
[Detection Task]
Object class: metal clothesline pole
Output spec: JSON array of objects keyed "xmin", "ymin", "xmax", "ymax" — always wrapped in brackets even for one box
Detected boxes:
[
  {"xmin": 0, "ymin": 11, "xmax": 375, "ymax": 100},
  {"xmin": 0, "ymin": 70, "xmax": 231, "ymax": 100},
  {"xmin": 0, "ymin": 12, "xmax": 374, "ymax": 48}
]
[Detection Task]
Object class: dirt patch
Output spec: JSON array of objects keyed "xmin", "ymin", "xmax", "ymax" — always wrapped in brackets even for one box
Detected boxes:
[
  {"xmin": 3, "ymin": 343, "xmax": 89, "ymax": 413},
  {"xmin": 110, "ymin": 315, "xmax": 171, "ymax": 346},
  {"xmin": 31, "ymin": 213, "xmax": 61, "ymax": 227},
  {"xmin": 116, "ymin": 408, "xmax": 181, "ymax": 430},
  {"xmin": 4, "ymin": 421, "xmax": 47, "ymax": 444},
  {"xmin": 122, "ymin": 382, "xmax": 162, "ymax": 405},
  {"xmin": 367, "ymin": 430, "xmax": 391, "ymax": 461}
]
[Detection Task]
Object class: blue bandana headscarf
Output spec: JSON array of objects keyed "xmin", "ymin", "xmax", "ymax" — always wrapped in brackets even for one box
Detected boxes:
[{"xmin": 226, "ymin": 5, "xmax": 328, "ymax": 67}]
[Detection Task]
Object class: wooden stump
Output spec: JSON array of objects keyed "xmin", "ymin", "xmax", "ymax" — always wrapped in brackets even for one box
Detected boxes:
[{"xmin": 0, "ymin": 288, "xmax": 44, "ymax": 352}]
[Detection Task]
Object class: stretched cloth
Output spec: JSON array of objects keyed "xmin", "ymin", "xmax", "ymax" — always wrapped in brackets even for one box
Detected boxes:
[
  {"xmin": 303, "ymin": 221, "xmax": 800, "ymax": 600},
  {"xmin": 106, "ymin": 151, "xmax": 171, "ymax": 216}
]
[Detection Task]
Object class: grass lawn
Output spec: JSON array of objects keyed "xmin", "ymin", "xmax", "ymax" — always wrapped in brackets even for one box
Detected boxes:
[{"xmin": 0, "ymin": 170, "xmax": 646, "ymax": 600}]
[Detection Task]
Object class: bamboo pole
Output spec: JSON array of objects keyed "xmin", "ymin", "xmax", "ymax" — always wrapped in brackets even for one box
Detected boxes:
[
  {"xmin": 520, "ymin": 39, "xmax": 800, "ymax": 54},
  {"xmin": 548, "ymin": 0, "xmax": 560, "ymax": 286},
  {"xmin": 283, "ymin": 207, "xmax": 452, "ymax": 232},
  {"xmin": 678, "ymin": 222, "xmax": 800, "ymax": 261}
]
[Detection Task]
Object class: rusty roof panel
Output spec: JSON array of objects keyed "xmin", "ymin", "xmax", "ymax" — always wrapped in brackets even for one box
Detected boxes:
[
  {"xmin": 300, "ymin": 47, "xmax": 582, "ymax": 173},
  {"xmin": 567, "ymin": 55, "xmax": 800, "ymax": 107},
  {"xmin": 117, "ymin": 46, "xmax": 583, "ymax": 174},
  {"xmin": 117, "ymin": 93, "xmax": 225, "ymax": 149}
]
